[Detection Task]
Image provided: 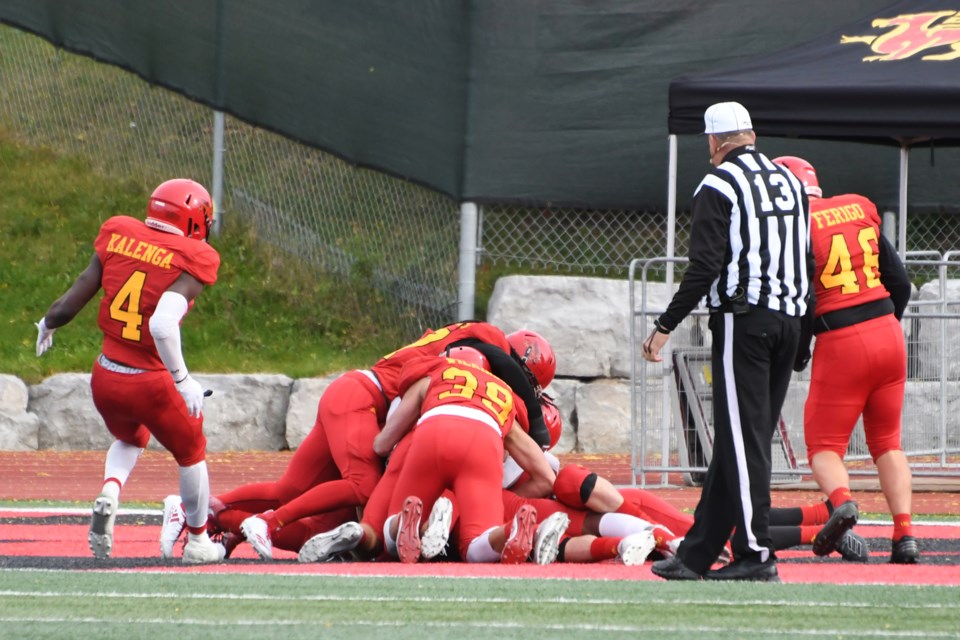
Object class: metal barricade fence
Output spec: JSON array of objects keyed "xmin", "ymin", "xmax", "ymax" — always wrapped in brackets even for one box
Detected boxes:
[{"xmin": 629, "ymin": 255, "xmax": 960, "ymax": 488}]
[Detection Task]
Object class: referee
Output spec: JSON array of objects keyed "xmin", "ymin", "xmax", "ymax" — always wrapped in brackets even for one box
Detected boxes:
[{"xmin": 643, "ymin": 101, "xmax": 812, "ymax": 582}]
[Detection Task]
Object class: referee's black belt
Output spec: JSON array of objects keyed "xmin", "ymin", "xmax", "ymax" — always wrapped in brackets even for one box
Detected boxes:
[{"xmin": 814, "ymin": 298, "xmax": 894, "ymax": 335}]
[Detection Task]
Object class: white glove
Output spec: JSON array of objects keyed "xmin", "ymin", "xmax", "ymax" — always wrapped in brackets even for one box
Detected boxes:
[
  {"xmin": 35, "ymin": 318, "xmax": 56, "ymax": 357},
  {"xmin": 175, "ymin": 375, "xmax": 205, "ymax": 418}
]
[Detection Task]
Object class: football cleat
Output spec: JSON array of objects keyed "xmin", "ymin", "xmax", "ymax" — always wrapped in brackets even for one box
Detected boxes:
[
  {"xmin": 838, "ymin": 530, "xmax": 869, "ymax": 563},
  {"xmin": 240, "ymin": 515, "xmax": 274, "ymax": 560},
  {"xmin": 396, "ymin": 496, "xmax": 424, "ymax": 564},
  {"xmin": 420, "ymin": 497, "xmax": 453, "ymax": 560},
  {"xmin": 891, "ymin": 535, "xmax": 920, "ymax": 564},
  {"xmin": 531, "ymin": 511, "xmax": 570, "ymax": 565},
  {"xmin": 501, "ymin": 504, "xmax": 538, "ymax": 564},
  {"xmin": 159, "ymin": 494, "xmax": 186, "ymax": 559},
  {"xmin": 298, "ymin": 522, "xmax": 364, "ymax": 563},
  {"xmin": 182, "ymin": 532, "xmax": 226, "ymax": 564},
  {"xmin": 618, "ymin": 530, "xmax": 657, "ymax": 566},
  {"xmin": 813, "ymin": 500, "xmax": 858, "ymax": 556},
  {"xmin": 88, "ymin": 492, "xmax": 118, "ymax": 560}
]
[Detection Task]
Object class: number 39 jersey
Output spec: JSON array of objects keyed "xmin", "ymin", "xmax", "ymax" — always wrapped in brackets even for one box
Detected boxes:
[
  {"xmin": 93, "ymin": 215, "xmax": 220, "ymax": 370},
  {"xmin": 397, "ymin": 356, "xmax": 528, "ymax": 439},
  {"xmin": 809, "ymin": 194, "xmax": 890, "ymax": 318}
]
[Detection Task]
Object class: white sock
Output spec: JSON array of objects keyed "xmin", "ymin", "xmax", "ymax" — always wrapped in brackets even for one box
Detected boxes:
[
  {"xmin": 187, "ymin": 531, "xmax": 211, "ymax": 543},
  {"xmin": 465, "ymin": 527, "xmax": 501, "ymax": 563},
  {"xmin": 383, "ymin": 515, "xmax": 398, "ymax": 557},
  {"xmin": 178, "ymin": 461, "xmax": 211, "ymax": 530},
  {"xmin": 102, "ymin": 441, "xmax": 143, "ymax": 498},
  {"xmin": 598, "ymin": 512, "xmax": 654, "ymax": 538}
]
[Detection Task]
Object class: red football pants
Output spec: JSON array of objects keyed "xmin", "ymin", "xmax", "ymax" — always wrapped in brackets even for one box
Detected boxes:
[
  {"xmin": 388, "ymin": 417, "xmax": 505, "ymax": 558},
  {"xmin": 91, "ymin": 360, "xmax": 205, "ymax": 466},
  {"xmin": 804, "ymin": 314, "xmax": 906, "ymax": 461}
]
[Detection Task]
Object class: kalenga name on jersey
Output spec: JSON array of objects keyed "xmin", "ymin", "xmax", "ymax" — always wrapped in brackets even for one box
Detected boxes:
[{"xmin": 105, "ymin": 232, "xmax": 176, "ymax": 269}]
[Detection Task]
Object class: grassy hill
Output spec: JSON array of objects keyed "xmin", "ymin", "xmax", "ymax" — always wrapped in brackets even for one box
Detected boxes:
[{"xmin": 1, "ymin": 132, "xmax": 409, "ymax": 384}]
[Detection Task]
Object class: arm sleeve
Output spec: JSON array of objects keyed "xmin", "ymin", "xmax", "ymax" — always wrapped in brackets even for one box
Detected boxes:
[
  {"xmin": 149, "ymin": 290, "xmax": 190, "ymax": 381},
  {"xmin": 658, "ymin": 184, "xmax": 730, "ymax": 331},
  {"xmin": 451, "ymin": 338, "xmax": 551, "ymax": 450},
  {"xmin": 878, "ymin": 234, "xmax": 911, "ymax": 321}
]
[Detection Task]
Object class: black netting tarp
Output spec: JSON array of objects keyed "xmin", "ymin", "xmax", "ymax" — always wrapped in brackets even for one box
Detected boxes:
[{"xmin": 9, "ymin": 0, "xmax": 954, "ymax": 213}]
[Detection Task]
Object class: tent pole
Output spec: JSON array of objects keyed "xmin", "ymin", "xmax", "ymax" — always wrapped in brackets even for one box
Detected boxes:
[
  {"xmin": 898, "ymin": 145, "xmax": 909, "ymax": 260},
  {"xmin": 661, "ymin": 134, "xmax": 679, "ymax": 486},
  {"xmin": 667, "ymin": 135, "xmax": 677, "ymax": 268}
]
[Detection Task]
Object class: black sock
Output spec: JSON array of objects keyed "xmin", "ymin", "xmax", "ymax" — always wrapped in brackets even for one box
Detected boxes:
[
  {"xmin": 769, "ymin": 506, "xmax": 803, "ymax": 527},
  {"xmin": 770, "ymin": 526, "xmax": 802, "ymax": 551}
]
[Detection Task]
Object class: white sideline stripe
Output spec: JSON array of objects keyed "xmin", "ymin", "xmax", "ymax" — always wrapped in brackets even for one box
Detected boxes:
[
  {"xmin": 0, "ymin": 616, "xmax": 956, "ymax": 637},
  {"xmin": 0, "ymin": 590, "xmax": 954, "ymax": 611},
  {"xmin": 2, "ymin": 567, "xmax": 950, "ymax": 587},
  {"xmin": 4, "ymin": 507, "xmax": 159, "ymax": 516},
  {"xmin": 2, "ymin": 507, "xmax": 958, "ymax": 527}
]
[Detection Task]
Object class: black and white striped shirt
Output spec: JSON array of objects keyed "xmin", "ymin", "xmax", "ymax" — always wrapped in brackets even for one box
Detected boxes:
[{"xmin": 659, "ymin": 145, "xmax": 811, "ymax": 331}]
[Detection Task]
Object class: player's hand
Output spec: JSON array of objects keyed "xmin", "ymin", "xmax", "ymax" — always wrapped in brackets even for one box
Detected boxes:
[
  {"xmin": 175, "ymin": 375, "xmax": 205, "ymax": 418},
  {"xmin": 35, "ymin": 318, "xmax": 56, "ymax": 357}
]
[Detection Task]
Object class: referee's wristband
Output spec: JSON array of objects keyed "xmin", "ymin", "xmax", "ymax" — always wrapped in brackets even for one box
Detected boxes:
[{"xmin": 653, "ymin": 319, "xmax": 671, "ymax": 335}]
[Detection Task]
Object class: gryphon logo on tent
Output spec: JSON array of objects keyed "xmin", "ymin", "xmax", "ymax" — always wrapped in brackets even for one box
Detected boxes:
[{"xmin": 840, "ymin": 10, "xmax": 960, "ymax": 61}]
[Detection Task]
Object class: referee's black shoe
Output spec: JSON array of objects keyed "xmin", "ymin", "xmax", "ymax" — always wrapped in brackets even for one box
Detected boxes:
[
  {"xmin": 813, "ymin": 500, "xmax": 859, "ymax": 556},
  {"xmin": 651, "ymin": 556, "xmax": 703, "ymax": 581},
  {"xmin": 706, "ymin": 557, "xmax": 780, "ymax": 583}
]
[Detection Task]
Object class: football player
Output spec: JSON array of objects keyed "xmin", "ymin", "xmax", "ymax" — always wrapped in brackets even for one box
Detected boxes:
[
  {"xmin": 179, "ymin": 323, "xmax": 557, "ymax": 560},
  {"xmin": 35, "ymin": 179, "xmax": 223, "ymax": 564},
  {"xmin": 774, "ymin": 155, "xmax": 915, "ymax": 564},
  {"xmin": 373, "ymin": 347, "xmax": 559, "ymax": 563}
]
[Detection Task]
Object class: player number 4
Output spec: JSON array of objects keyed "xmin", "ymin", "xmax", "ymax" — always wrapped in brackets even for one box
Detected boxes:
[{"xmin": 108, "ymin": 270, "xmax": 146, "ymax": 341}]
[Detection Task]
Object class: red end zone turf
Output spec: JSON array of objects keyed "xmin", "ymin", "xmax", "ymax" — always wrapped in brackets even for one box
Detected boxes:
[
  {"xmin": 2, "ymin": 451, "xmax": 957, "ymax": 585},
  {"xmin": 1, "ymin": 515, "xmax": 957, "ymax": 585}
]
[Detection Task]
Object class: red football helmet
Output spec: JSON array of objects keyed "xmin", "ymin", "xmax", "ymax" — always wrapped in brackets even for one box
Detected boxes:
[
  {"xmin": 506, "ymin": 329, "xmax": 556, "ymax": 392},
  {"xmin": 540, "ymin": 394, "xmax": 562, "ymax": 450},
  {"xmin": 444, "ymin": 345, "xmax": 490, "ymax": 371},
  {"xmin": 145, "ymin": 178, "xmax": 214, "ymax": 241},
  {"xmin": 772, "ymin": 156, "xmax": 822, "ymax": 199}
]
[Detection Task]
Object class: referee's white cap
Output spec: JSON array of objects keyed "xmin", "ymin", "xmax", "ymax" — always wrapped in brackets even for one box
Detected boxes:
[{"xmin": 703, "ymin": 101, "xmax": 752, "ymax": 135}]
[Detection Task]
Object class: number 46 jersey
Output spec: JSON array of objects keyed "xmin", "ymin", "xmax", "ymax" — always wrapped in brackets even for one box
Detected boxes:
[
  {"xmin": 94, "ymin": 215, "xmax": 220, "ymax": 370},
  {"xmin": 809, "ymin": 193, "xmax": 891, "ymax": 317}
]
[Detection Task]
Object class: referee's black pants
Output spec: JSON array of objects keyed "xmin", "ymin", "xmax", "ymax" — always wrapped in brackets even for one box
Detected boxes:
[{"xmin": 678, "ymin": 306, "xmax": 800, "ymax": 573}]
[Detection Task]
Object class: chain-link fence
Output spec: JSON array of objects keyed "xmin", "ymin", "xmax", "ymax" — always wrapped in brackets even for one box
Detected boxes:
[
  {"xmin": 4, "ymin": 25, "xmax": 960, "ymax": 336},
  {"xmin": 479, "ymin": 205, "xmax": 683, "ymax": 278},
  {"xmin": 0, "ymin": 27, "xmax": 458, "ymax": 335},
  {"xmin": 630, "ymin": 255, "xmax": 960, "ymax": 485}
]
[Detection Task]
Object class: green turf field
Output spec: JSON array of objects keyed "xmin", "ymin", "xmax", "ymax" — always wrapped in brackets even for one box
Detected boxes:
[{"xmin": 0, "ymin": 571, "xmax": 957, "ymax": 640}]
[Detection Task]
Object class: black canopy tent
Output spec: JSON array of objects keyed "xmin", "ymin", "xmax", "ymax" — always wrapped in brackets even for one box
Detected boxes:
[{"xmin": 666, "ymin": 0, "xmax": 960, "ymax": 262}]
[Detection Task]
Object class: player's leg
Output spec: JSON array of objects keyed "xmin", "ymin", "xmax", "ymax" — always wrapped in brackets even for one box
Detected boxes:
[
  {"xmin": 805, "ymin": 329, "xmax": 870, "ymax": 556},
  {"xmin": 142, "ymin": 371, "xmax": 223, "ymax": 564},
  {"xmin": 89, "ymin": 365, "xmax": 151, "ymax": 559}
]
